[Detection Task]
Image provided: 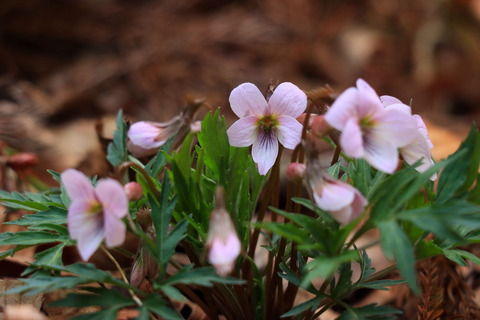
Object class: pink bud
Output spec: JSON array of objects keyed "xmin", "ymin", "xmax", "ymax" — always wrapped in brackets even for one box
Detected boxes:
[
  {"xmin": 296, "ymin": 113, "xmax": 317, "ymax": 129},
  {"xmin": 6, "ymin": 153, "xmax": 39, "ymax": 170},
  {"xmin": 207, "ymin": 187, "xmax": 241, "ymax": 276},
  {"xmin": 190, "ymin": 121, "xmax": 202, "ymax": 133},
  {"xmin": 286, "ymin": 162, "xmax": 306, "ymax": 182},
  {"xmin": 124, "ymin": 182, "xmax": 143, "ymax": 201},
  {"xmin": 310, "ymin": 115, "xmax": 330, "ymax": 138}
]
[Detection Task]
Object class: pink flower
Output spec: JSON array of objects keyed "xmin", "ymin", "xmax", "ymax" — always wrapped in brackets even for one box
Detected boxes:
[
  {"xmin": 325, "ymin": 79, "xmax": 417, "ymax": 174},
  {"xmin": 306, "ymin": 160, "xmax": 368, "ymax": 225},
  {"xmin": 61, "ymin": 169, "xmax": 128, "ymax": 261},
  {"xmin": 207, "ymin": 188, "xmax": 241, "ymax": 276},
  {"xmin": 380, "ymin": 95, "xmax": 436, "ymax": 180},
  {"xmin": 127, "ymin": 119, "xmax": 181, "ymax": 156},
  {"xmin": 227, "ymin": 82, "xmax": 307, "ymax": 175}
]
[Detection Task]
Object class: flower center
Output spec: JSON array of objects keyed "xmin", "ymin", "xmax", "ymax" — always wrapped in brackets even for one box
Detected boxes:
[
  {"xmin": 87, "ymin": 201, "xmax": 103, "ymax": 215},
  {"xmin": 359, "ymin": 117, "xmax": 375, "ymax": 129},
  {"xmin": 257, "ymin": 116, "xmax": 279, "ymax": 133}
]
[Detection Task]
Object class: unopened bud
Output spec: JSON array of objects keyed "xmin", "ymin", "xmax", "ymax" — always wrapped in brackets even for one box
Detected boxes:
[
  {"xmin": 6, "ymin": 153, "xmax": 39, "ymax": 170},
  {"xmin": 124, "ymin": 182, "xmax": 143, "ymax": 201},
  {"xmin": 207, "ymin": 187, "xmax": 241, "ymax": 276},
  {"xmin": 310, "ymin": 115, "xmax": 330, "ymax": 138},
  {"xmin": 286, "ymin": 162, "xmax": 306, "ymax": 182},
  {"xmin": 190, "ymin": 121, "xmax": 202, "ymax": 133},
  {"xmin": 296, "ymin": 113, "xmax": 317, "ymax": 129}
]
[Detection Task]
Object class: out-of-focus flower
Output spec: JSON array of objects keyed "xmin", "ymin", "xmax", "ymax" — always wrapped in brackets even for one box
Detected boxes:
[
  {"xmin": 190, "ymin": 120, "xmax": 202, "ymax": 133},
  {"xmin": 124, "ymin": 181, "xmax": 143, "ymax": 201},
  {"xmin": 310, "ymin": 115, "xmax": 331, "ymax": 138},
  {"xmin": 381, "ymin": 95, "xmax": 436, "ymax": 180},
  {"xmin": 4, "ymin": 152, "xmax": 39, "ymax": 171},
  {"xmin": 325, "ymin": 79, "xmax": 417, "ymax": 174},
  {"xmin": 306, "ymin": 159, "xmax": 368, "ymax": 225},
  {"xmin": 227, "ymin": 82, "xmax": 307, "ymax": 175},
  {"xmin": 61, "ymin": 169, "xmax": 128, "ymax": 261},
  {"xmin": 127, "ymin": 99, "xmax": 203, "ymax": 157},
  {"xmin": 207, "ymin": 187, "xmax": 241, "ymax": 276},
  {"xmin": 286, "ymin": 162, "xmax": 306, "ymax": 182}
]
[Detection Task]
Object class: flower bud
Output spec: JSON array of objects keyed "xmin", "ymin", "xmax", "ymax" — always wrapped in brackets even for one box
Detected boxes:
[
  {"xmin": 124, "ymin": 182, "xmax": 143, "ymax": 201},
  {"xmin": 310, "ymin": 115, "xmax": 330, "ymax": 138},
  {"xmin": 296, "ymin": 113, "xmax": 317, "ymax": 129},
  {"xmin": 5, "ymin": 153, "xmax": 39, "ymax": 170},
  {"xmin": 286, "ymin": 162, "xmax": 306, "ymax": 182},
  {"xmin": 207, "ymin": 187, "xmax": 241, "ymax": 276},
  {"xmin": 190, "ymin": 121, "xmax": 202, "ymax": 133}
]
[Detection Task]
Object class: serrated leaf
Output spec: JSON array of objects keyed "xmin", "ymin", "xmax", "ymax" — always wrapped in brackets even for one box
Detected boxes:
[
  {"xmin": 50, "ymin": 287, "xmax": 134, "ymax": 308},
  {"xmin": 377, "ymin": 220, "xmax": 418, "ymax": 294},
  {"xmin": 163, "ymin": 265, "xmax": 244, "ymax": 287},
  {"xmin": 107, "ymin": 110, "xmax": 128, "ymax": 167}
]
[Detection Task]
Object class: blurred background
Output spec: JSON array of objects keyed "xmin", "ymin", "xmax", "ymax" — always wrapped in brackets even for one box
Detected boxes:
[{"xmin": 0, "ymin": 0, "xmax": 479, "ymax": 178}]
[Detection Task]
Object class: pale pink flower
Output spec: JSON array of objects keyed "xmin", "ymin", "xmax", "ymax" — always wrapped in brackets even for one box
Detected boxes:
[
  {"xmin": 127, "ymin": 119, "xmax": 180, "ymax": 156},
  {"xmin": 380, "ymin": 95, "xmax": 436, "ymax": 180},
  {"xmin": 61, "ymin": 169, "xmax": 128, "ymax": 261},
  {"xmin": 306, "ymin": 160, "xmax": 368, "ymax": 225},
  {"xmin": 227, "ymin": 82, "xmax": 307, "ymax": 175},
  {"xmin": 325, "ymin": 79, "xmax": 417, "ymax": 174},
  {"xmin": 207, "ymin": 188, "xmax": 241, "ymax": 276},
  {"xmin": 127, "ymin": 100, "xmax": 203, "ymax": 157}
]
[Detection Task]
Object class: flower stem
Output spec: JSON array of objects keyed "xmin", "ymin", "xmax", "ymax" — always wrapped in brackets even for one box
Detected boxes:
[{"xmin": 101, "ymin": 245, "xmax": 143, "ymax": 307}]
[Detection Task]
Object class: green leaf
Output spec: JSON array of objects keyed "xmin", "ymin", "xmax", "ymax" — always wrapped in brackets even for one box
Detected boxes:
[
  {"xmin": 358, "ymin": 279, "xmax": 405, "ymax": 291},
  {"xmin": 107, "ymin": 109, "xmax": 128, "ymax": 167},
  {"xmin": 5, "ymin": 207, "xmax": 67, "ymax": 227},
  {"xmin": 377, "ymin": 220, "xmax": 418, "ymax": 294},
  {"xmin": 163, "ymin": 265, "xmax": 244, "ymax": 287},
  {"xmin": 196, "ymin": 109, "xmax": 230, "ymax": 183},
  {"xmin": 144, "ymin": 138, "xmax": 174, "ymax": 177},
  {"xmin": 337, "ymin": 303, "xmax": 402, "ymax": 320},
  {"xmin": 142, "ymin": 295, "xmax": 183, "ymax": 320},
  {"xmin": 437, "ymin": 125, "xmax": 480, "ymax": 203},
  {"xmin": 443, "ymin": 249, "xmax": 480, "ymax": 267},
  {"xmin": 281, "ymin": 296, "xmax": 321, "ymax": 318},
  {"xmin": 0, "ymin": 231, "xmax": 69, "ymax": 246},
  {"xmin": 50, "ymin": 287, "xmax": 134, "ymax": 308},
  {"xmin": 302, "ymin": 251, "xmax": 359, "ymax": 286}
]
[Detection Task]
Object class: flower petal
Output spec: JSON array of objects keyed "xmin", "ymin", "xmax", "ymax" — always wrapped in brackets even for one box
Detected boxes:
[
  {"xmin": 95, "ymin": 179, "xmax": 128, "ymax": 219},
  {"xmin": 128, "ymin": 121, "xmax": 167, "ymax": 149},
  {"xmin": 61, "ymin": 169, "xmax": 96, "ymax": 203},
  {"xmin": 340, "ymin": 118, "xmax": 364, "ymax": 158},
  {"xmin": 384, "ymin": 103, "xmax": 412, "ymax": 115},
  {"xmin": 209, "ymin": 233, "xmax": 241, "ymax": 276},
  {"xmin": 363, "ymin": 134, "xmax": 399, "ymax": 174},
  {"xmin": 227, "ymin": 116, "xmax": 259, "ymax": 147},
  {"xmin": 355, "ymin": 79, "xmax": 383, "ymax": 118},
  {"xmin": 374, "ymin": 109, "xmax": 417, "ymax": 148},
  {"xmin": 104, "ymin": 213, "xmax": 127, "ymax": 248},
  {"xmin": 252, "ymin": 131, "xmax": 279, "ymax": 175},
  {"xmin": 413, "ymin": 115, "xmax": 434, "ymax": 148},
  {"xmin": 229, "ymin": 83, "xmax": 268, "ymax": 118},
  {"xmin": 401, "ymin": 133, "xmax": 437, "ymax": 180},
  {"xmin": 68, "ymin": 207, "xmax": 104, "ymax": 261},
  {"xmin": 314, "ymin": 179, "xmax": 354, "ymax": 211},
  {"xmin": 268, "ymin": 82, "xmax": 307, "ymax": 118},
  {"xmin": 380, "ymin": 95, "xmax": 403, "ymax": 107},
  {"xmin": 324, "ymin": 87, "xmax": 358, "ymax": 130},
  {"xmin": 277, "ymin": 115, "xmax": 303, "ymax": 149}
]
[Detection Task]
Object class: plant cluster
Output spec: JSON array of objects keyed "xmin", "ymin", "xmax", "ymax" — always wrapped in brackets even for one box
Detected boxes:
[{"xmin": 0, "ymin": 79, "xmax": 479, "ymax": 319}]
